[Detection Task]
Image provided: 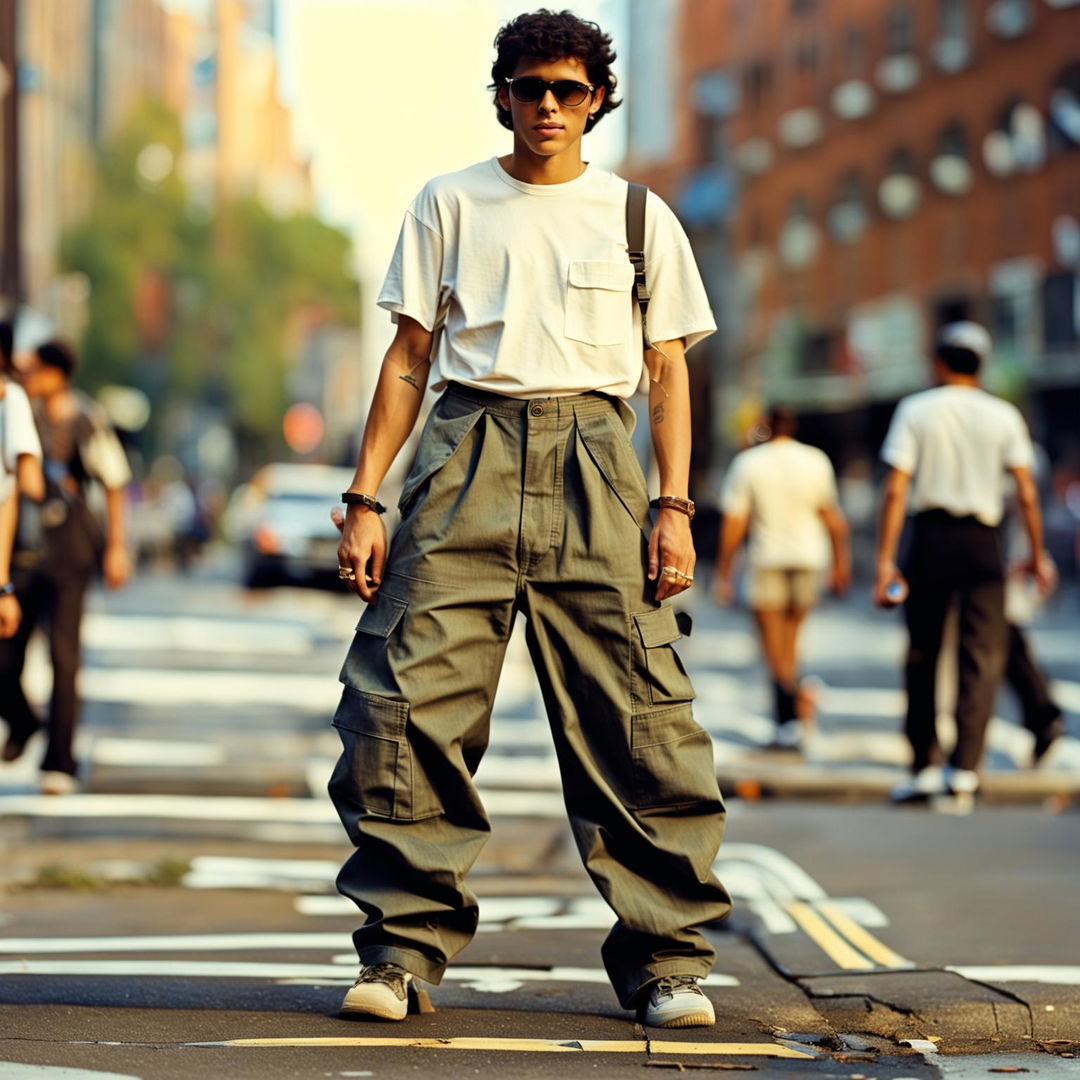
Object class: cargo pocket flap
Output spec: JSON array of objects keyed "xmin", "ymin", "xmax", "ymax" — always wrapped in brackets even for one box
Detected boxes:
[
  {"xmin": 633, "ymin": 606, "xmax": 682, "ymax": 648},
  {"xmin": 332, "ymin": 684, "xmax": 408, "ymax": 737},
  {"xmin": 568, "ymin": 260, "xmax": 634, "ymax": 290},
  {"xmin": 356, "ymin": 593, "xmax": 408, "ymax": 637}
]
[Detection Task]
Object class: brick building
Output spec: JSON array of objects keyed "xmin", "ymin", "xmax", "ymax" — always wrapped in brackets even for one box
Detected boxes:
[{"xmin": 625, "ymin": 0, "xmax": 1080, "ymax": 492}]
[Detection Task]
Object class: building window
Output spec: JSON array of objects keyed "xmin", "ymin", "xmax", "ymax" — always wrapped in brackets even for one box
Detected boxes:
[
  {"xmin": 930, "ymin": 122, "xmax": 974, "ymax": 194},
  {"xmin": 842, "ymin": 23, "xmax": 868, "ymax": 76},
  {"xmin": 828, "ymin": 171, "xmax": 870, "ymax": 243},
  {"xmin": 879, "ymin": 147, "xmax": 922, "ymax": 219},
  {"xmin": 986, "ymin": 0, "xmax": 1034, "ymax": 38},
  {"xmin": 1049, "ymin": 62, "xmax": 1080, "ymax": 150},
  {"xmin": 933, "ymin": 0, "xmax": 972, "ymax": 72},
  {"xmin": 794, "ymin": 35, "xmax": 823, "ymax": 73},
  {"xmin": 778, "ymin": 195, "xmax": 821, "ymax": 270},
  {"xmin": 743, "ymin": 59, "xmax": 773, "ymax": 109},
  {"xmin": 885, "ymin": 2, "xmax": 917, "ymax": 54},
  {"xmin": 878, "ymin": 4, "xmax": 921, "ymax": 92},
  {"xmin": 1043, "ymin": 272, "xmax": 1079, "ymax": 348},
  {"xmin": 983, "ymin": 98, "xmax": 1047, "ymax": 176}
]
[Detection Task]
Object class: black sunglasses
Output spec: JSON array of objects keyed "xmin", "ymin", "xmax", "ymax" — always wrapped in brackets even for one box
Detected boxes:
[{"xmin": 504, "ymin": 76, "xmax": 595, "ymax": 108}]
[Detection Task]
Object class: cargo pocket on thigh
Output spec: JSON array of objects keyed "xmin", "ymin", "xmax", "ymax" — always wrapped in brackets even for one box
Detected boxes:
[
  {"xmin": 332, "ymin": 687, "xmax": 443, "ymax": 822},
  {"xmin": 630, "ymin": 705, "xmax": 717, "ymax": 809},
  {"xmin": 631, "ymin": 606, "xmax": 696, "ymax": 709}
]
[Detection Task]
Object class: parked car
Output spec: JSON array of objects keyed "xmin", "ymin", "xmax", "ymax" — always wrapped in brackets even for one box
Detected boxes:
[{"xmin": 229, "ymin": 463, "xmax": 357, "ymax": 587}]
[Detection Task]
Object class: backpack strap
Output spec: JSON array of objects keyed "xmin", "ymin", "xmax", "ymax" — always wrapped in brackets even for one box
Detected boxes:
[{"xmin": 625, "ymin": 181, "xmax": 652, "ymax": 349}]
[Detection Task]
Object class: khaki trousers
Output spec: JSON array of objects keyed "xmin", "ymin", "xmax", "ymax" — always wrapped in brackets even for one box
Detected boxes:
[{"xmin": 329, "ymin": 384, "xmax": 730, "ymax": 1008}]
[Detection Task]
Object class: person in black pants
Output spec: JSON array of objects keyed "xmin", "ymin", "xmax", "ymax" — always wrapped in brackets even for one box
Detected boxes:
[
  {"xmin": 0, "ymin": 340, "xmax": 131, "ymax": 795},
  {"xmin": 874, "ymin": 323, "xmax": 1049, "ymax": 806}
]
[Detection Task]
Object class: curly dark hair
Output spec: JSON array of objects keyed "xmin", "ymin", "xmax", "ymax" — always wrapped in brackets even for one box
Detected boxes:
[{"xmin": 490, "ymin": 9, "xmax": 621, "ymax": 134}]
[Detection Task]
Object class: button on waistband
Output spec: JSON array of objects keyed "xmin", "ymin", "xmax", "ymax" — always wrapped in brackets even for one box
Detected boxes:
[{"xmin": 530, "ymin": 404, "xmax": 545, "ymax": 417}]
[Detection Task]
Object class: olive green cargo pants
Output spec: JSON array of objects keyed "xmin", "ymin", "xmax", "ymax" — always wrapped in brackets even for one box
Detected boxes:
[{"xmin": 329, "ymin": 384, "xmax": 730, "ymax": 1008}]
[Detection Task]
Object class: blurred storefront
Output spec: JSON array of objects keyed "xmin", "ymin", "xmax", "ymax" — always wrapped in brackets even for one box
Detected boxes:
[{"xmin": 624, "ymin": 0, "xmax": 1080, "ymax": 513}]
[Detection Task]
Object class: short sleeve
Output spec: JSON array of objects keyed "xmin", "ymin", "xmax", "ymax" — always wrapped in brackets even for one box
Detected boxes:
[
  {"xmin": 376, "ymin": 202, "xmax": 445, "ymax": 333},
  {"xmin": 2, "ymin": 382, "xmax": 42, "ymax": 473},
  {"xmin": 1003, "ymin": 406, "xmax": 1035, "ymax": 470},
  {"xmin": 817, "ymin": 452, "xmax": 839, "ymax": 507},
  {"xmin": 642, "ymin": 194, "xmax": 716, "ymax": 352},
  {"xmin": 880, "ymin": 401, "xmax": 918, "ymax": 475},
  {"xmin": 81, "ymin": 403, "xmax": 132, "ymax": 490},
  {"xmin": 720, "ymin": 453, "xmax": 751, "ymax": 516}
]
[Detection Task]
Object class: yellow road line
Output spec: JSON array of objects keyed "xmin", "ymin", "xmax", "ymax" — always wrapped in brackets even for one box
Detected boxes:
[
  {"xmin": 785, "ymin": 901, "xmax": 875, "ymax": 970},
  {"xmin": 213, "ymin": 1036, "xmax": 814, "ymax": 1057},
  {"xmin": 815, "ymin": 901, "xmax": 913, "ymax": 970}
]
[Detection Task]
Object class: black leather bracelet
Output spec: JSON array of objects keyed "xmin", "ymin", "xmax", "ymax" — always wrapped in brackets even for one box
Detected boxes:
[
  {"xmin": 341, "ymin": 491, "xmax": 387, "ymax": 514},
  {"xmin": 0, "ymin": 582, "xmax": 15, "ymax": 597}
]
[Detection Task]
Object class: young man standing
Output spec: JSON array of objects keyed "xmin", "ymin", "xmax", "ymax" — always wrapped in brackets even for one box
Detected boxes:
[
  {"xmin": 330, "ymin": 11, "xmax": 730, "ymax": 1028},
  {"xmin": 875, "ymin": 323, "xmax": 1048, "ymax": 807},
  {"xmin": 715, "ymin": 407, "xmax": 850, "ymax": 750}
]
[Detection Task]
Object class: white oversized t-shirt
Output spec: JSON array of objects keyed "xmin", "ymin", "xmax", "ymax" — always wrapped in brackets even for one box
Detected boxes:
[
  {"xmin": 720, "ymin": 439, "xmax": 838, "ymax": 571},
  {"xmin": 880, "ymin": 385, "xmax": 1034, "ymax": 527},
  {"xmin": 0, "ymin": 381, "xmax": 42, "ymax": 499},
  {"xmin": 377, "ymin": 158, "xmax": 716, "ymax": 399}
]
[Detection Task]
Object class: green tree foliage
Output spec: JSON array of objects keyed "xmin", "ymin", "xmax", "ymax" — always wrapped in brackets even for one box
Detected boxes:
[{"xmin": 61, "ymin": 100, "xmax": 359, "ymax": 454}]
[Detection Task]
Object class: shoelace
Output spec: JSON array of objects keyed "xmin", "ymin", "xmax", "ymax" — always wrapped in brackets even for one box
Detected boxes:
[
  {"xmin": 653, "ymin": 974, "xmax": 702, "ymax": 999},
  {"xmin": 355, "ymin": 963, "xmax": 409, "ymax": 997}
]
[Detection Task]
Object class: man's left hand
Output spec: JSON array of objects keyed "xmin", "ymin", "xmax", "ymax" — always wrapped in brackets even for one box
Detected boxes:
[
  {"xmin": 648, "ymin": 508, "xmax": 696, "ymax": 601},
  {"xmin": 0, "ymin": 594, "xmax": 21, "ymax": 638},
  {"xmin": 103, "ymin": 545, "xmax": 132, "ymax": 590}
]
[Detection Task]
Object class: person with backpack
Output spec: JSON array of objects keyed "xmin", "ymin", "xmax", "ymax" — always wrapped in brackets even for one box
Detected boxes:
[
  {"xmin": 328, "ymin": 10, "xmax": 730, "ymax": 1029},
  {"xmin": 0, "ymin": 339, "xmax": 132, "ymax": 793}
]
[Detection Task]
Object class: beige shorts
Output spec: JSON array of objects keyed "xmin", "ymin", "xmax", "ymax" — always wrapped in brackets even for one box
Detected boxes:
[{"xmin": 748, "ymin": 567, "xmax": 823, "ymax": 612}]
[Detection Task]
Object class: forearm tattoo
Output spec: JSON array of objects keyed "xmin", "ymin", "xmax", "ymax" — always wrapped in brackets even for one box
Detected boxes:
[
  {"xmin": 651, "ymin": 401, "xmax": 665, "ymax": 426},
  {"xmin": 398, "ymin": 357, "xmax": 431, "ymax": 391}
]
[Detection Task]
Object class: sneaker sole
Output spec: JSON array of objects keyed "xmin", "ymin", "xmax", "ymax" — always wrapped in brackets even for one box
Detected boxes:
[
  {"xmin": 649, "ymin": 1012, "xmax": 716, "ymax": 1028},
  {"xmin": 339, "ymin": 993, "xmax": 408, "ymax": 1021}
]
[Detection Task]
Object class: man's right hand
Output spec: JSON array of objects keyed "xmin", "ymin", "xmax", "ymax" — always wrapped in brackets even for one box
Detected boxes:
[{"xmin": 334, "ymin": 505, "xmax": 387, "ymax": 603}]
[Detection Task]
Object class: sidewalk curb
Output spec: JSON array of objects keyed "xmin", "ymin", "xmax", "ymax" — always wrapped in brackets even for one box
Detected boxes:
[{"xmin": 716, "ymin": 761, "xmax": 1080, "ymax": 805}]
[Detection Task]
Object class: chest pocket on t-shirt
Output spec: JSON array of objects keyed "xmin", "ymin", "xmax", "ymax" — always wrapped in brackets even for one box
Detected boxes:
[{"xmin": 565, "ymin": 260, "xmax": 634, "ymax": 347}]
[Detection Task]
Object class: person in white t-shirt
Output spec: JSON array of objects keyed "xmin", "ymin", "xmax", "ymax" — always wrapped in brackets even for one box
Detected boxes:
[
  {"xmin": 715, "ymin": 407, "xmax": 850, "ymax": 749},
  {"xmin": 875, "ymin": 322, "xmax": 1048, "ymax": 807},
  {"xmin": 0, "ymin": 321, "xmax": 44, "ymax": 641},
  {"xmin": 328, "ymin": 11, "xmax": 729, "ymax": 1030}
]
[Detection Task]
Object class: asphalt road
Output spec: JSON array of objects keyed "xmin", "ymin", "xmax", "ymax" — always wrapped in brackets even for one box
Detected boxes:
[{"xmin": 0, "ymin": 553, "xmax": 1078, "ymax": 1078}]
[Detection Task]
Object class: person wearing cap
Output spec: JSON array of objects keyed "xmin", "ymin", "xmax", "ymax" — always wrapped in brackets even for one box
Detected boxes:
[{"xmin": 875, "ymin": 322, "xmax": 1049, "ymax": 805}]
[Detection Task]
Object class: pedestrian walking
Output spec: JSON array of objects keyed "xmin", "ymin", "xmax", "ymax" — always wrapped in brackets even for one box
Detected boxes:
[
  {"xmin": 1004, "ymin": 556, "xmax": 1065, "ymax": 765},
  {"xmin": 874, "ymin": 322, "xmax": 1049, "ymax": 807},
  {"xmin": 328, "ymin": 10, "xmax": 730, "ymax": 1029},
  {"xmin": 714, "ymin": 407, "xmax": 850, "ymax": 749},
  {"xmin": 0, "ymin": 340, "xmax": 132, "ymax": 793},
  {"xmin": 0, "ymin": 321, "xmax": 44, "ymax": 642}
]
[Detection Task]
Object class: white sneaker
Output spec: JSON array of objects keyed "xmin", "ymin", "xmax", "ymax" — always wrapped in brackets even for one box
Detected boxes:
[
  {"xmin": 638, "ymin": 975, "xmax": 715, "ymax": 1028},
  {"xmin": 889, "ymin": 765, "xmax": 945, "ymax": 803},
  {"xmin": 39, "ymin": 771, "xmax": 78, "ymax": 796},
  {"xmin": 946, "ymin": 768, "xmax": 979, "ymax": 795},
  {"xmin": 340, "ymin": 963, "xmax": 413, "ymax": 1020},
  {"xmin": 773, "ymin": 720, "xmax": 804, "ymax": 750},
  {"xmin": 932, "ymin": 768, "xmax": 978, "ymax": 815}
]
